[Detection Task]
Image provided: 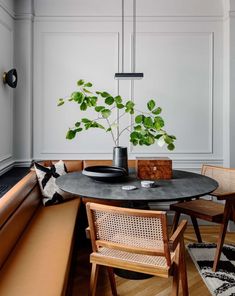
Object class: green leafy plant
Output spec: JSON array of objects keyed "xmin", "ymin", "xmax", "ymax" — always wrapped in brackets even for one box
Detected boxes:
[{"xmin": 57, "ymin": 79, "xmax": 176, "ymax": 150}]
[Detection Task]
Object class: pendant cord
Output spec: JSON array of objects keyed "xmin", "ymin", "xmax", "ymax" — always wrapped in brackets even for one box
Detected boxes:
[
  {"xmin": 122, "ymin": 0, "xmax": 124, "ymax": 73},
  {"xmin": 133, "ymin": 0, "xmax": 136, "ymax": 73}
]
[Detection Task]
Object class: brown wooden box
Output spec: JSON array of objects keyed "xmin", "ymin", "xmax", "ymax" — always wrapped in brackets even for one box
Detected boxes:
[{"xmin": 136, "ymin": 157, "xmax": 172, "ymax": 180}]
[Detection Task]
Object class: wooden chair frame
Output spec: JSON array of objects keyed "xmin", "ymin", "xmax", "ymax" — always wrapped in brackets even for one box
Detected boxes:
[
  {"xmin": 170, "ymin": 164, "xmax": 235, "ymax": 272},
  {"xmin": 86, "ymin": 202, "xmax": 188, "ymax": 296}
]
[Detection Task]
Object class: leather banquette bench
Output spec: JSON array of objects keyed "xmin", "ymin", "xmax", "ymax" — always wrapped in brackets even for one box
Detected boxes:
[{"xmin": 0, "ymin": 159, "xmax": 135, "ymax": 296}]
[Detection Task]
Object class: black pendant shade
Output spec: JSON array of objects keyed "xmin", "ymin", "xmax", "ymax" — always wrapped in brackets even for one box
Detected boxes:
[
  {"xmin": 114, "ymin": 72, "xmax": 144, "ymax": 80},
  {"xmin": 115, "ymin": 0, "xmax": 143, "ymax": 81}
]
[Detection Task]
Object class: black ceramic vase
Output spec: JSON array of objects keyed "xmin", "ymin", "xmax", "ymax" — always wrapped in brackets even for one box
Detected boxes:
[{"xmin": 112, "ymin": 146, "xmax": 129, "ymax": 175}]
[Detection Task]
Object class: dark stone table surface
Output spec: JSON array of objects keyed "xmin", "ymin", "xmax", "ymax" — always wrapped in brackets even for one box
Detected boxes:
[{"xmin": 56, "ymin": 169, "xmax": 218, "ymax": 202}]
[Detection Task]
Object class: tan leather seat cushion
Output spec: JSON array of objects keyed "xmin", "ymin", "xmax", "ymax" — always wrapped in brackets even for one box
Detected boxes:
[{"xmin": 0, "ymin": 198, "xmax": 81, "ymax": 296}]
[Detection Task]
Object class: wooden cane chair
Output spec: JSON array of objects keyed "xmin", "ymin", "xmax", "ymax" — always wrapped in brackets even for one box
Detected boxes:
[
  {"xmin": 86, "ymin": 202, "xmax": 188, "ymax": 296},
  {"xmin": 170, "ymin": 165, "xmax": 235, "ymax": 272}
]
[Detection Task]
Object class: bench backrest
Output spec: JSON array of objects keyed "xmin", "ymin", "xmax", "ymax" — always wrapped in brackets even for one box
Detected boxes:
[
  {"xmin": 0, "ymin": 171, "xmax": 41, "ymax": 268},
  {"xmin": 0, "ymin": 160, "xmax": 83, "ymax": 269}
]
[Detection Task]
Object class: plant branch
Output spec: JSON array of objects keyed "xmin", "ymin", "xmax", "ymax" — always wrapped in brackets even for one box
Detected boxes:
[{"xmin": 106, "ymin": 118, "xmax": 117, "ymax": 146}]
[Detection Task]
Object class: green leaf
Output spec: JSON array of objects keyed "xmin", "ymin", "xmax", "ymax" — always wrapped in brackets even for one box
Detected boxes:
[
  {"xmin": 77, "ymin": 79, "xmax": 84, "ymax": 86},
  {"xmin": 144, "ymin": 117, "xmax": 153, "ymax": 128},
  {"xmin": 169, "ymin": 135, "xmax": 176, "ymax": 140},
  {"xmin": 81, "ymin": 118, "xmax": 91, "ymax": 123},
  {"xmin": 75, "ymin": 122, "xmax": 81, "ymax": 127},
  {"xmin": 86, "ymin": 97, "xmax": 92, "ymax": 107},
  {"xmin": 71, "ymin": 92, "xmax": 83, "ymax": 103},
  {"xmin": 95, "ymin": 106, "xmax": 105, "ymax": 112},
  {"xmin": 106, "ymin": 127, "xmax": 112, "ymax": 132},
  {"xmin": 84, "ymin": 122, "xmax": 92, "ymax": 130},
  {"xmin": 114, "ymin": 95, "xmax": 122, "ymax": 104},
  {"xmin": 146, "ymin": 135, "xmax": 155, "ymax": 145},
  {"xmin": 57, "ymin": 99, "xmax": 64, "ymax": 106},
  {"xmin": 152, "ymin": 107, "xmax": 162, "ymax": 115},
  {"xmin": 130, "ymin": 131, "xmax": 139, "ymax": 140},
  {"xmin": 126, "ymin": 100, "xmax": 134, "ymax": 109},
  {"xmin": 167, "ymin": 143, "xmax": 175, "ymax": 151},
  {"xmin": 164, "ymin": 135, "xmax": 173, "ymax": 144},
  {"xmin": 83, "ymin": 88, "xmax": 92, "ymax": 94},
  {"xmin": 101, "ymin": 92, "xmax": 110, "ymax": 98},
  {"xmin": 90, "ymin": 96, "xmax": 98, "ymax": 106},
  {"xmin": 66, "ymin": 129, "xmax": 76, "ymax": 140},
  {"xmin": 75, "ymin": 127, "xmax": 83, "ymax": 133},
  {"xmin": 105, "ymin": 96, "xmax": 114, "ymax": 105},
  {"xmin": 135, "ymin": 115, "xmax": 144, "ymax": 124},
  {"xmin": 155, "ymin": 134, "xmax": 163, "ymax": 140},
  {"xmin": 90, "ymin": 122, "xmax": 105, "ymax": 129},
  {"xmin": 130, "ymin": 109, "xmax": 134, "ymax": 114},
  {"xmin": 96, "ymin": 91, "xmax": 102, "ymax": 95},
  {"xmin": 84, "ymin": 82, "xmax": 92, "ymax": 87},
  {"xmin": 134, "ymin": 125, "xmax": 142, "ymax": 132},
  {"xmin": 117, "ymin": 103, "xmax": 124, "ymax": 109},
  {"xmin": 101, "ymin": 109, "xmax": 111, "ymax": 118},
  {"xmin": 130, "ymin": 138, "xmax": 138, "ymax": 146},
  {"xmin": 80, "ymin": 102, "xmax": 87, "ymax": 111},
  {"xmin": 154, "ymin": 116, "xmax": 165, "ymax": 130},
  {"xmin": 147, "ymin": 99, "xmax": 155, "ymax": 111}
]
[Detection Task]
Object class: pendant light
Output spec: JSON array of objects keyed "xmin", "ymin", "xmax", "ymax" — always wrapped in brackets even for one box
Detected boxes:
[{"xmin": 114, "ymin": 0, "xmax": 143, "ymax": 80}]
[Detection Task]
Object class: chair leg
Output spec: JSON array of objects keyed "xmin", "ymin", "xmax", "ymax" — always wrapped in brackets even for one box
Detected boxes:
[
  {"xmin": 213, "ymin": 202, "xmax": 231, "ymax": 272},
  {"xmin": 171, "ymin": 212, "xmax": 181, "ymax": 237},
  {"xmin": 89, "ymin": 263, "xmax": 100, "ymax": 296},
  {"xmin": 179, "ymin": 238, "xmax": 188, "ymax": 296},
  {"xmin": 107, "ymin": 267, "xmax": 118, "ymax": 296},
  {"xmin": 172, "ymin": 244, "xmax": 180, "ymax": 296},
  {"xmin": 191, "ymin": 216, "xmax": 202, "ymax": 243}
]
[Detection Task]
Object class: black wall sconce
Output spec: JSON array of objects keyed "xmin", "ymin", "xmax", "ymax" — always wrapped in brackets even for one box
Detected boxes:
[{"xmin": 3, "ymin": 69, "xmax": 18, "ymax": 88}]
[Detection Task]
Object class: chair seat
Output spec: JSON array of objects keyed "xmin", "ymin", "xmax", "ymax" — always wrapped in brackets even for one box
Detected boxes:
[
  {"xmin": 90, "ymin": 247, "xmax": 175, "ymax": 277},
  {"xmin": 170, "ymin": 199, "xmax": 224, "ymax": 223}
]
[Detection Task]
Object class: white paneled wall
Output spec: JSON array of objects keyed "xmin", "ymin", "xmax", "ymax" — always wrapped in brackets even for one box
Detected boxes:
[
  {"xmin": 32, "ymin": 0, "xmax": 223, "ymax": 171},
  {"xmin": 4, "ymin": 0, "xmax": 235, "ymax": 173},
  {"xmin": 0, "ymin": 3, "xmax": 14, "ymax": 173}
]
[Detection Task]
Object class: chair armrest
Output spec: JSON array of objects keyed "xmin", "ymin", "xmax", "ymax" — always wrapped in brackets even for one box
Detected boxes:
[
  {"xmin": 85, "ymin": 227, "xmax": 91, "ymax": 239},
  {"xmin": 212, "ymin": 191, "xmax": 235, "ymax": 200},
  {"xmin": 169, "ymin": 220, "xmax": 187, "ymax": 251}
]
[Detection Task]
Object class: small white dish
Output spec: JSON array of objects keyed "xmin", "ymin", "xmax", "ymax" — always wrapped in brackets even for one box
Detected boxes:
[
  {"xmin": 122, "ymin": 185, "xmax": 137, "ymax": 191},
  {"xmin": 141, "ymin": 180, "xmax": 155, "ymax": 188}
]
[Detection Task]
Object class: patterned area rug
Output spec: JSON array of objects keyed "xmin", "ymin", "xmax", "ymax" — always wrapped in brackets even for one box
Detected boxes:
[{"xmin": 187, "ymin": 243, "xmax": 235, "ymax": 296}]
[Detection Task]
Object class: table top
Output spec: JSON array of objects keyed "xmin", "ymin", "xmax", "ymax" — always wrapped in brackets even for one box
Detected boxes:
[{"xmin": 56, "ymin": 169, "xmax": 218, "ymax": 202}]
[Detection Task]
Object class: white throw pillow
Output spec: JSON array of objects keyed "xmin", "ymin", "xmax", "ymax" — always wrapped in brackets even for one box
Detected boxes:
[{"xmin": 34, "ymin": 160, "xmax": 68, "ymax": 206}]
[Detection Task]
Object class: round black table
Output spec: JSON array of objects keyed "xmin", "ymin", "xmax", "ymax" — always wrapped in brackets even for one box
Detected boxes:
[{"xmin": 56, "ymin": 169, "xmax": 218, "ymax": 203}]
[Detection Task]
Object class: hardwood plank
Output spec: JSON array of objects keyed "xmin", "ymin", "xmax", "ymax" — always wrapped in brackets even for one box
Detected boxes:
[{"xmin": 68, "ymin": 226, "xmax": 235, "ymax": 296}]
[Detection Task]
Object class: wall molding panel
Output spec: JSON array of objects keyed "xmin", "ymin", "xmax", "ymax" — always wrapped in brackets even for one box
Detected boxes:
[
  {"xmin": 0, "ymin": 5, "xmax": 14, "ymax": 174},
  {"xmin": 32, "ymin": 16, "xmax": 223, "ymax": 170}
]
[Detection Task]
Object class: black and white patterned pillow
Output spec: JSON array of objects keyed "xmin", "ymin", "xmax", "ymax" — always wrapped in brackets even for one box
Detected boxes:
[{"xmin": 34, "ymin": 160, "xmax": 68, "ymax": 206}]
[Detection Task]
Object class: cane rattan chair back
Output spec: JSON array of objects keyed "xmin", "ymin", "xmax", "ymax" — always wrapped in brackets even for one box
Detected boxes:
[
  {"xmin": 170, "ymin": 165, "xmax": 235, "ymax": 272},
  {"xmin": 202, "ymin": 165, "xmax": 235, "ymax": 201},
  {"xmin": 86, "ymin": 202, "xmax": 188, "ymax": 296}
]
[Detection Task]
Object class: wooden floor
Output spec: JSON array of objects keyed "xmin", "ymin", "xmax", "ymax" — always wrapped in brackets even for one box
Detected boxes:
[{"xmin": 68, "ymin": 226, "xmax": 235, "ymax": 296}]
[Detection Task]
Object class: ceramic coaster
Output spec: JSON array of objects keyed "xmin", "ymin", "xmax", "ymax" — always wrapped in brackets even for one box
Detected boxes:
[{"xmin": 122, "ymin": 185, "xmax": 137, "ymax": 191}]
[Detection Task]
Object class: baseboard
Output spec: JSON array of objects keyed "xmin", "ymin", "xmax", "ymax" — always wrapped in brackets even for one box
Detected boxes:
[
  {"xmin": 0, "ymin": 159, "xmax": 32, "ymax": 176},
  {"xmin": 14, "ymin": 159, "xmax": 33, "ymax": 167},
  {"xmin": 0, "ymin": 161, "xmax": 15, "ymax": 176}
]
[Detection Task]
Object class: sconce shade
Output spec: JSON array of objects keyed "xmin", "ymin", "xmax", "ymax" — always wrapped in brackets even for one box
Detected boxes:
[
  {"xmin": 3, "ymin": 69, "xmax": 18, "ymax": 88},
  {"xmin": 114, "ymin": 72, "xmax": 144, "ymax": 80}
]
